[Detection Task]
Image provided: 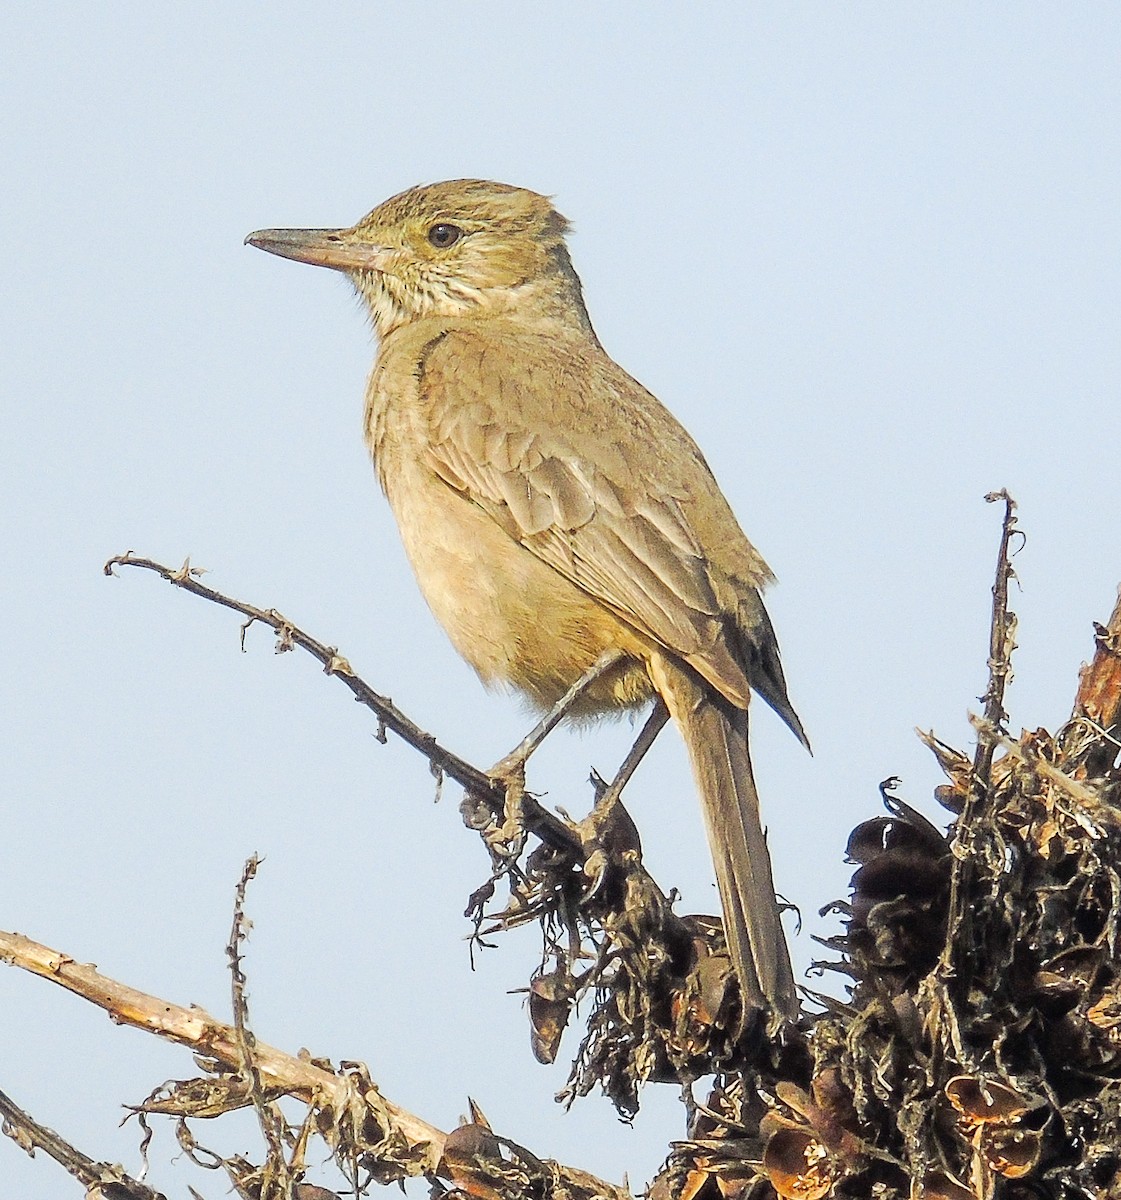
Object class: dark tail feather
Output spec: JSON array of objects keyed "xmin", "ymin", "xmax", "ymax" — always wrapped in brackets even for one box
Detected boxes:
[
  {"xmin": 737, "ymin": 589, "xmax": 811, "ymax": 753},
  {"xmin": 651, "ymin": 653, "xmax": 798, "ymax": 1021}
]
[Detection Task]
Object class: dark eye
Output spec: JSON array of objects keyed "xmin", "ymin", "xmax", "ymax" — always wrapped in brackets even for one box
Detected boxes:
[{"xmin": 428, "ymin": 223, "xmax": 463, "ymax": 249}]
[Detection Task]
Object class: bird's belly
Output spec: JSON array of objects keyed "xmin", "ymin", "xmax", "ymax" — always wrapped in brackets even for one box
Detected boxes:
[{"xmin": 384, "ymin": 462, "xmax": 653, "ymax": 714}]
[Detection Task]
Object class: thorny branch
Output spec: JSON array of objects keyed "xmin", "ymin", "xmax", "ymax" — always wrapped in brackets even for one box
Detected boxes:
[
  {"xmin": 0, "ymin": 1084, "xmax": 166, "ymax": 1200},
  {"xmin": 103, "ymin": 552, "xmax": 579, "ymax": 853}
]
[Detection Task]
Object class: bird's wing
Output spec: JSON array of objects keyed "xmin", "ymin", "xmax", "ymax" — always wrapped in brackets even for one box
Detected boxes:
[{"xmin": 417, "ymin": 330, "xmax": 757, "ymax": 705}]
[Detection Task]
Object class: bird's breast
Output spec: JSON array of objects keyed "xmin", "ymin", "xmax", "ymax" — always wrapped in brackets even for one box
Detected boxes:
[{"xmin": 366, "ymin": 369, "xmax": 652, "ymax": 715}]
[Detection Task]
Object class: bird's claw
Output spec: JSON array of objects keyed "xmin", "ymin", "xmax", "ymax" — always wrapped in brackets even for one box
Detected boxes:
[
  {"xmin": 480, "ymin": 760, "xmax": 529, "ymax": 859},
  {"xmin": 575, "ymin": 785, "xmax": 642, "ymax": 902}
]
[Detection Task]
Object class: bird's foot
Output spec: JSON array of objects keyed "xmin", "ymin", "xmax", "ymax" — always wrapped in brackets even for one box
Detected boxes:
[
  {"xmin": 575, "ymin": 770, "xmax": 643, "ymax": 899},
  {"xmin": 480, "ymin": 759, "xmax": 529, "ymax": 860},
  {"xmin": 570, "ymin": 701, "xmax": 670, "ymax": 898}
]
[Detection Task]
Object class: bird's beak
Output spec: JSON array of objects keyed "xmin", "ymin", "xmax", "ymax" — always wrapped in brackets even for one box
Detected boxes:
[{"xmin": 244, "ymin": 227, "xmax": 392, "ymax": 272}]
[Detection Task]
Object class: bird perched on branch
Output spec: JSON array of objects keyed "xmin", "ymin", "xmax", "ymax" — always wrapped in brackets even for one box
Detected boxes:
[{"xmin": 247, "ymin": 180, "xmax": 808, "ymax": 1023}]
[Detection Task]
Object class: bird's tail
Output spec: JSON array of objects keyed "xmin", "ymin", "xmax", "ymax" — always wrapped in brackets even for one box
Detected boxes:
[{"xmin": 649, "ymin": 653, "xmax": 798, "ymax": 1023}]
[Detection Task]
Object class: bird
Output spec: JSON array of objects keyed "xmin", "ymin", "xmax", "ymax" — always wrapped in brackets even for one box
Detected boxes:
[{"xmin": 246, "ymin": 180, "xmax": 808, "ymax": 1022}]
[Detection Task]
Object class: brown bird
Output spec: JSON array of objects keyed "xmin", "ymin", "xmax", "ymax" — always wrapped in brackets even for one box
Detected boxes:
[{"xmin": 247, "ymin": 180, "xmax": 808, "ymax": 1021}]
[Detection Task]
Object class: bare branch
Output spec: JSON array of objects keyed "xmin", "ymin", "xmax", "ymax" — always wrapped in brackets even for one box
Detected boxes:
[
  {"xmin": 0, "ymin": 1084, "xmax": 166, "ymax": 1199},
  {"xmin": 0, "ymin": 929, "xmax": 445, "ymax": 1168},
  {"xmin": 103, "ymin": 552, "xmax": 581, "ymax": 854},
  {"xmin": 225, "ymin": 855, "xmax": 302, "ymax": 1198},
  {"xmin": 0, "ymin": 928, "xmax": 632, "ymax": 1200}
]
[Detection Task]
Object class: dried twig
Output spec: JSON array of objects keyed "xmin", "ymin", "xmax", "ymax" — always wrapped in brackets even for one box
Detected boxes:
[
  {"xmin": 932, "ymin": 493, "xmax": 1019, "ymax": 1004},
  {"xmin": 226, "ymin": 855, "xmax": 303, "ymax": 1198},
  {"xmin": 228, "ymin": 856, "xmax": 273, "ymax": 1134},
  {"xmin": 0, "ymin": 929, "xmax": 445, "ymax": 1167},
  {"xmin": 971, "ymin": 489, "xmax": 1019, "ymax": 798},
  {"xmin": 103, "ymin": 552, "xmax": 580, "ymax": 854},
  {"xmin": 970, "ymin": 714, "xmax": 1108, "ymax": 832},
  {"xmin": 0, "ymin": 1084, "xmax": 166, "ymax": 1199}
]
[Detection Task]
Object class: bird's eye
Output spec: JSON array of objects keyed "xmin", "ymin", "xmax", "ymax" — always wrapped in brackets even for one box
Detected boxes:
[{"xmin": 428, "ymin": 223, "xmax": 463, "ymax": 249}]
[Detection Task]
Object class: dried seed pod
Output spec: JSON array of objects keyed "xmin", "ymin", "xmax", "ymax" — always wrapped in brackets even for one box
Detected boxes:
[
  {"xmin": 761, "ymin": 1119, "xmax": 836, "ymax": 1200},
  {"xmin": 912, "ymin": 1170, "xmax": 975, "ymax": 1200},
  {"xmin": 527, "ymin": 967, "xmax": 574, "ymax": 1065}
]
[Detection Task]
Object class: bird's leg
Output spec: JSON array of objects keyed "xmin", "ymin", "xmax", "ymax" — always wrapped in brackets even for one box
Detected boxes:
[
  {"xmin": 579, "ymin": 699, "xmax": 669, "ymax": 885},
  {"xmin": 484, "ymin": 649, "xmax": 627, "ymax": 855},
  {"xmin": 593, "ymin": 698, "xmax": 670, "ymax": 810},
  {"xmin": 488, "ymin": 648, "xmax": 627, "ymax": 781}
]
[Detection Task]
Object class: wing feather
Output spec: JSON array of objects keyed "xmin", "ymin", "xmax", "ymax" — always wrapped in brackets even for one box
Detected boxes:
[{"xmin": 419, "ymin": 330, "xmax": 757, "ymax": 703}]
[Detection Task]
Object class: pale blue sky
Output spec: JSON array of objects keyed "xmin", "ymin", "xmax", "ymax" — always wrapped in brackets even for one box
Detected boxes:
[{"xmin": 3, "ymin": 6, "xmax": 1119, "ymax": 1196}]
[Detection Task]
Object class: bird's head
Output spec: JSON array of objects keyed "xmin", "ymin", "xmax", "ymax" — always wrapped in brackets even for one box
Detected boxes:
[{"xmin": 247, "ymin": 179, "xmax": 591, "ymax": 339}]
